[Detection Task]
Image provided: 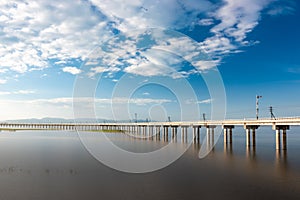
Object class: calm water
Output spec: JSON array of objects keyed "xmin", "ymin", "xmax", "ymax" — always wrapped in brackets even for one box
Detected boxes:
[{"xmin": 0, "ymin": 127, "xmax": 299, "ymax": 200}]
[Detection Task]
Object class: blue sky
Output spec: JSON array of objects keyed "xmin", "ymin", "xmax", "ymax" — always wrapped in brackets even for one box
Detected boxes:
[{"xmin": 0, "ymin": 0, "xmax": 299, "ymax": 121}]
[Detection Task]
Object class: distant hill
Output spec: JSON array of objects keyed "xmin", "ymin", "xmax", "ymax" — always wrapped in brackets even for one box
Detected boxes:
[
  {"xmin": 4, "ymin": 117, "xmax": 74, "ymax": 123},
  {"xmin": 3, "ymin": 118, "xmax": 152, "ymax": 123}
]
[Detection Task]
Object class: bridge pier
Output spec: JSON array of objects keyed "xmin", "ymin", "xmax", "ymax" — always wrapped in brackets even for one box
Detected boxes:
[
  {"xmin": 244, "ymin": 125, "xmax": 259, "ymax": 158},
  {"xmin": 206, "ymin": 125, "xmax": 216, "ymax": 149},
  {"xmin": 273, "ymin": 125, "xmax": 289, "ymax": 151},
  {"xmin": 149, "ymin": 126, "xmax": 154, "ymax": 140},
  {"xmin": 181, "ymin": 126, "xmax": 188, "ymax": 143},
  {"xmin": 163, "ymin": 126, "xmax": 169, "ymax": 141},
  {"xmin": 133, "ymin": 125, "xmax": 137, "ymax": 135},
  {"xmin": 155, "ymin": 126, "xmax": 161, "ymax": 140},
  {"xmin": 193, "ymin": 126, "xmax": 201, "ymax": 143},
  {"xmin": 171, "ymin": 126, "xmax": 178, "ymax": 141},
  {"xmin": 244, "ymin": 125, "xmax": 259, "ymax": 147},
  {"xmin": 223, "ymin": 125, "xmax": 234, "ymax": 153},
  {"xmin": 223, "ymin": 125, "xmax": 234, "ymax": 144}
]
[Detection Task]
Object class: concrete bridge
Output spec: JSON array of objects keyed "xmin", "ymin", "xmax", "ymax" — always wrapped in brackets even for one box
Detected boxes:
[{"xmin": 1, "ymin": 117, "xmax": 300, "ymax": 152}]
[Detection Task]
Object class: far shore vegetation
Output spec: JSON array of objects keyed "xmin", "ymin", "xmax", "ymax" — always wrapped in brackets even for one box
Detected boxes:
[{"xmin": 0, "ymin": 128, "xmax": 125, "ymax": 133}]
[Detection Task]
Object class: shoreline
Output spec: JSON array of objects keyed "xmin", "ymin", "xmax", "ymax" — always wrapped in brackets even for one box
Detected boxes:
[{"xmin": 0, "ymin": 128, "xmax": 125, "ymax": 133}]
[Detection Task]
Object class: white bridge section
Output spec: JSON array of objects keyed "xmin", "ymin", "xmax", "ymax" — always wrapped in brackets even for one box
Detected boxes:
[
  {"xmin": 1, "ymin": 117, "xmax": 300, "ymax": 130},
  {"xmin": 1, "ymin": 117, "xmax": 300, "ymax": 152},
  {"xmin": 121, "ymin": 117, "xmax": 300, "ymax": 127}
]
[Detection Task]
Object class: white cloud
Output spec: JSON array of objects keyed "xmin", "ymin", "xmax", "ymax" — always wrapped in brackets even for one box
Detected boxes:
[
  {"xmin": 268, "ymin": 7, "xmax": 294, "ymax": 16},
  {"xmin": 0, "ymin": 0, "xmax": 280, "ymax": 79},
  {"xmin": 0, "ymin": 0, "xmax": 112, "ymax": 74},
  {"xmin": 0, "ymin": 99, "xmax": 73, "ymax": 120},
  {"xmin": 267, "ymin": 1, "xmax": 296, "ymax": 16},
  {"xmin": 0, "ymin": 0, "xmax": 214, "ymax": 75},
  {"xmin": 124, "ymin": 57, "xmax": 173, "ymax": 77},
  {"xmin": 185, "ymin": 98, "xmax": 213, "ymax": 104},
  {"xmin": 210, "ymin": 0, "xmax": 272, "ymax": 43},
  {"xmin": 90, "ymin": 0, "xmax": 213, "ymax": 32},
  {"xmin": 0, "ymin": 79, "xmax": 7, "ymax": 84},
  {"xmin": 192, "ymin": 60, "xmax": 221, "ymax": 71},
  {"xmin": 88, "ymin": 66, "xmax": 121, "ymax": 77},
  {"xmin": 93, "ymin": 66, "xmax": 120, "ymax": 73},
  {"xmin": 14, "ymin": 90, "xmax": 35, "ymax": 94},
  {"xmin": 0, "ymin": 91, "xmax": 10, "ymax": 95},
  {"xmin": 198, "ymin": 19, "xmax": 214, "ymax": 26},
  {"xmin": 62, "ymin": 67, "xmax": 82, "ymax": 75},
  {"xmin": 40, "ymin": 73, "xmax": 47, "ymax": 78},
  {"xmin": 189, "ymin": 0, "xmax": 276, "ymax": 67},
  {"xmin": 54, "ymin": 60, "xmax": 67, "ymax": 65},
  {"xmin": 0, "ymin": 96, "xmax": 173, "ymax": 120},
  {"xmin": 287, "ymin": 67, "xmax": 300, "ymax": 74},
  {"xmin": 0, "ymin": 68, "xmax": 8, "ymax": 73},
  {"xmin": 22, "ymin": 97, "xmax": 172, "ymax": 106},
  {"xmin": 124, "ymin": 60, "xmax": 179, "ymax": 78},
  {"xmin": 111, "ymin": 97, "xmax": 172, "ymax": 105},
  {"xmin": 200, "ymin": 36, "xmax": 236, "ymax": 55},
  {"xmin": 197, "ymin": 99, "xmax": 213, "ymax": 104},
  {"xmin": 0, "ymin": 90, "xmax": 35, "ymax": 95}
]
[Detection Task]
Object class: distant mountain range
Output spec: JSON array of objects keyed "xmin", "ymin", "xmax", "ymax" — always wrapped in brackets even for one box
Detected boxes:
[{"xmin": 3, "ymin": 117, "xmax": 152, "ymax": 123}]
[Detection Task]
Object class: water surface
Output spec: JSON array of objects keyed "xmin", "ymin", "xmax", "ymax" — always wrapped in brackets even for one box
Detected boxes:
[{"xmin": 0, "ymin": 128, "xmax": 299, "ymax": 200}]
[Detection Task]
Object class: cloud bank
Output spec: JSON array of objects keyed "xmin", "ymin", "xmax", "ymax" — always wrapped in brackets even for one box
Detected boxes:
[{"xmin": 0, "ymin": 0, "xmax": 290, "ymax": 79}]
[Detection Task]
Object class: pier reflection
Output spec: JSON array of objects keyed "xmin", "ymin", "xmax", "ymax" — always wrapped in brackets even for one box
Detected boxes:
[
  {"xmin": 223, "ymin": 128, "xmax": 233, "ymax": 156},
  {"xmin": 224, "ymin": 140, "xmax": 233, "ymax": 155},
  {"xmin": 188, "ymin": 131, "xmax": 289, "ymax": 179},
  {"xmin": 125, "ymin": 125, "xmax": 296, "ymax": 190},
  {"xmin": 246, "ymin": 140, "xmax": 256, "ymax": 161},
  {"xmin": 275, "ymin": 148, "xmax": 288, "ymax": 177}
]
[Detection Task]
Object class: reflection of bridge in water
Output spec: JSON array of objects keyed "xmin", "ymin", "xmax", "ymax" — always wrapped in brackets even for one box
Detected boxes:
[{"xmin": 1, "ymin": 117, "xmax": 300, "ymax": 154}]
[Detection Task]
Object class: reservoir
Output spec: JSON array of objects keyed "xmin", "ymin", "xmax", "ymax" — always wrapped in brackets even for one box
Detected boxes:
[{"xmin": 0, "ymin": 127, "xmax": 299, "ymax": 200}]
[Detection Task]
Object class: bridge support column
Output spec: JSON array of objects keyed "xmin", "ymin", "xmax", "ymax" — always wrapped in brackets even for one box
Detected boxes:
[
  {"xmin": 135, "ymin": 125, "xmax": 138, "ymax": 135},
  {"xmin": 223, "ymin": 128, "xmax": 227, "ymax": 144},
  {"xmin": 193, "ymin": 126, "xmax": 201, "ymax": 143},
  {"xmin": 156, "ymin": 126, "xmax": 161, "ymax": 140},
  {"xmin": 244, "ymin": 125, "xmax": 259, "ymax": 147},
  {"xmin": 282, "ymin": 129, "xmax": 287, "ymax": 150},
  {"xmin": 132, "ymin": 126, "xmax": 135, "ymax": 135},
  {"xmin": 139, "ymin": 126, "xmax": 142, "ymax": 137},
  {"xmin": 276, "ymin": 129, "xmax": 281, "ymax": 150},
  {"xmin": 149, "ymin": 126, "xmax": 154, "ymax": 140},
  {"xmin": 137, "ymin": 126, "xmax": 140, "ymax": 136},
  {"xmin": 206, "ymin": 127, "xmax": 210, "ymax": 147},
  {"xmin": 246, "ymin": 128, "xmax": 251, "ymax": 146},
  {"xmin": 244, "ymin": 125, "xmax": 259, "ymax": 158},
  {"xmin": 223, "ymin": 125, "xmax": 234, "ymax": 144},
  {"xmin": 222, "ymin": 125, "xmax": 234, "ymax": 153},
  {"xmin": 206, "ymin": 125, "xmax": 216, "ymax": 149},
  {"xmin": 252, "ymin": 129, "xmax": 256, "ymax": 147},
  {"xmin": 171, "ymin": 126, "xmax": 178, "ymax": 142},
  {"xmin": 181, "ymin": 126, "xmax": 188, "ymax": 143},
  {"xmin": 163, "ymin": 126, "xmax": 169, "ymax": 141},
  {"xmin": 273, "ymin": 125, "xmax": 289, "ymax": 151}
]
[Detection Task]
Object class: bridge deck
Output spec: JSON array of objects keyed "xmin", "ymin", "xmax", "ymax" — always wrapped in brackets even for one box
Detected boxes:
[{"xmin": 1, "ymin": 117, "xmax": 300, "ymax": 130}]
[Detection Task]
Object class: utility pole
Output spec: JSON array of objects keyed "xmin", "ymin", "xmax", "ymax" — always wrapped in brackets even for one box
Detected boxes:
[
  {"xmin": 269, "ymin": 106, "xmax": 276, "ymax": 120},
  {"xmin": 203, "ymin": 113, "xmax": 206, "ymax": 122},
  {"xmin": 256, "ymin": 95, "xmax": 262, "ymax": 120}
]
